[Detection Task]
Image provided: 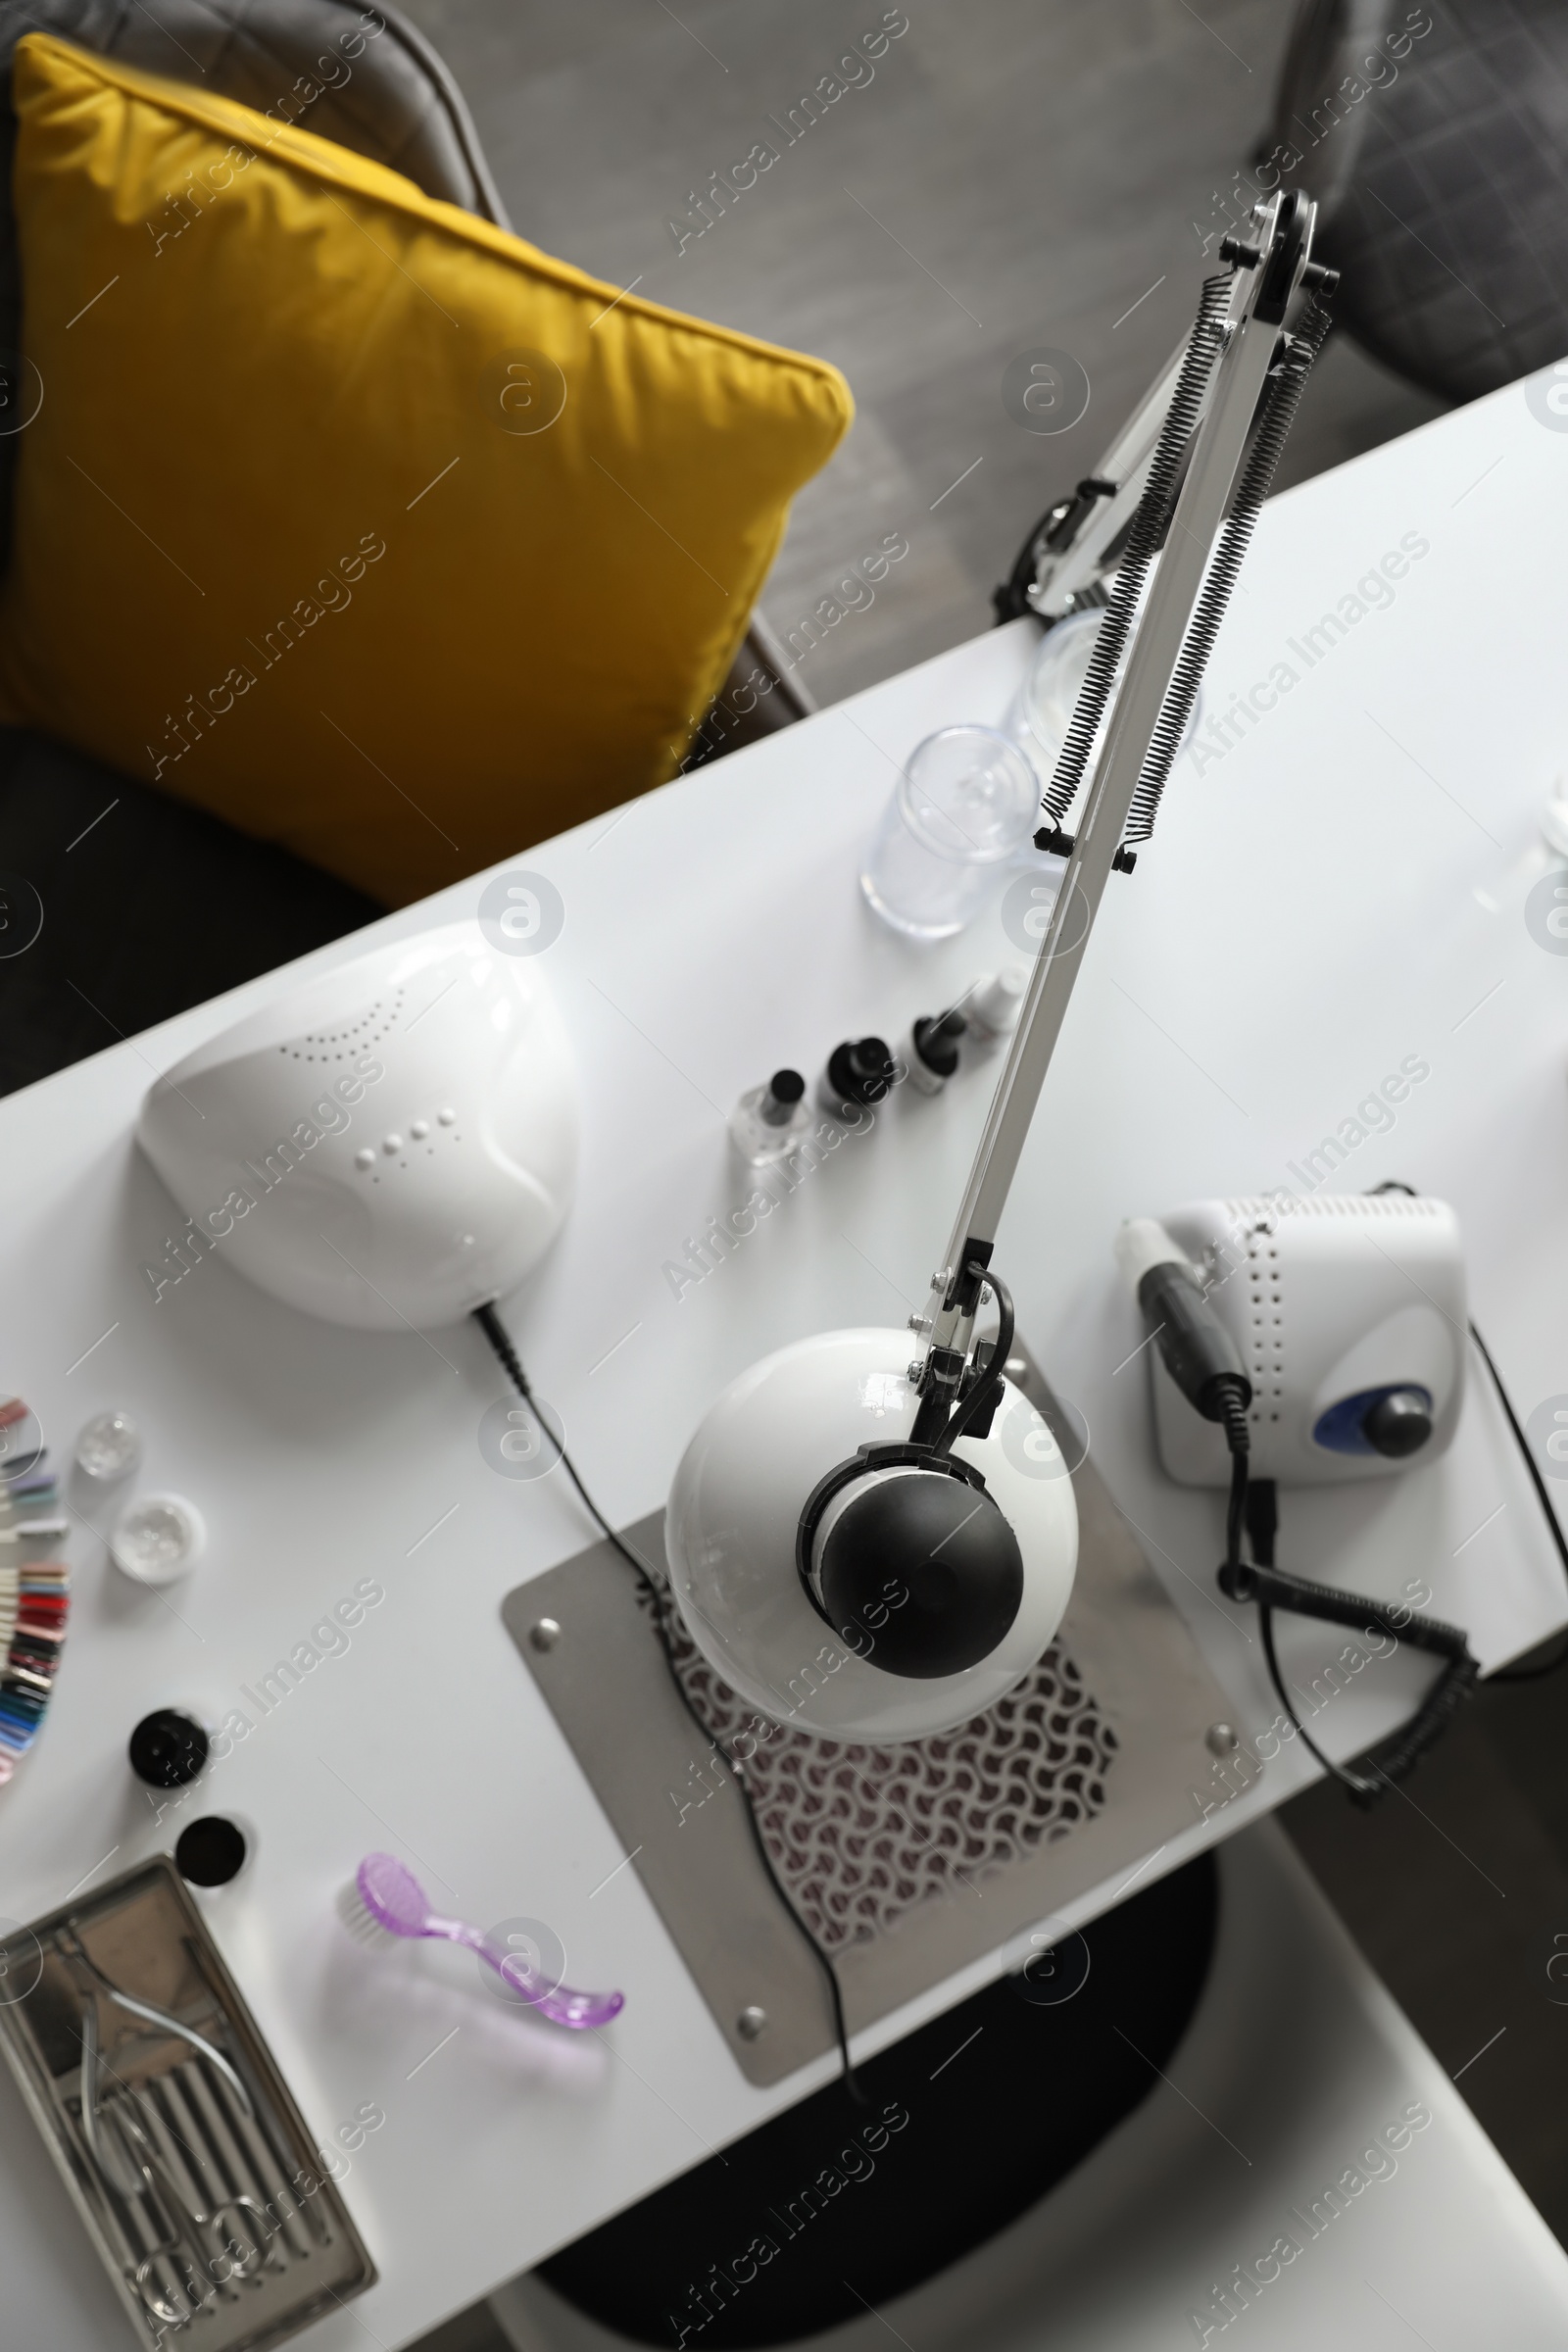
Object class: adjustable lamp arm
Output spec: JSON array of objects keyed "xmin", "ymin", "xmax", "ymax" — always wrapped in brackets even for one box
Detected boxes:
[{"xmin": 911, "ymin": 191, "xmax": 1335, "ymax": 1440}]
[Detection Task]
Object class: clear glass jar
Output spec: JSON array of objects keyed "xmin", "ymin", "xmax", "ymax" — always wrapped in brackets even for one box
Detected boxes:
[
  {"xmin": 860, "ymin": 726, "xmax": 1037, "ymax": 940},
  {"xmin": 1012, "ymin": 608, "xmax": 1203, "ymax": 831}
]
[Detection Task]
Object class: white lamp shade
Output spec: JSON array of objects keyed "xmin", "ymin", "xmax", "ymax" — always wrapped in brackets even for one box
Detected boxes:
[{"xmin": 666, "ymin": 1328, "xmax": 1078, "ymax": 1741}]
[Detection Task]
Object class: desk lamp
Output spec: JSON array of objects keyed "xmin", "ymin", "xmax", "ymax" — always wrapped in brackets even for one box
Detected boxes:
[{"xmin": 666, "ymin": 191, "xmax": 1339, "ymax": 1740}]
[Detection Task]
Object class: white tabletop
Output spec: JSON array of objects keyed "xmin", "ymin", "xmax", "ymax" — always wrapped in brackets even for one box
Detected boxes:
[{"xmin": 4, "ymin": 357, "xmax": 1568, "ymax": 2349}]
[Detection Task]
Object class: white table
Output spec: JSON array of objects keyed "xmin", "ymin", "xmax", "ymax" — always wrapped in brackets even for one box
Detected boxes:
[{"xmin": 4, "ymin": 359, "xmax": 1568, "ymax": 2349}]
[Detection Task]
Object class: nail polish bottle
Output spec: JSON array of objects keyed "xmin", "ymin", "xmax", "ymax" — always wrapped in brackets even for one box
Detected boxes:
[
  {"xmin": 963, "ymin": 966, "xmax": 1029, "ymax": 1041},
  {"xmin": 904, "ymin": 1009, "xmax": 967, "ymax": 1096},
  {"xmin": 729, "ymin": 1068, "xmax": 811, "ymax": 1166},
  {"xmin": 817, "ymin": 1037, "xmax": 898, "ymax": 1119}
]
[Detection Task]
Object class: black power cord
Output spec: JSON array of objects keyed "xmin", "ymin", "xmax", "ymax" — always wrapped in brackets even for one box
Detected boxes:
[
  {"xmin": 1200, "ymin": 1346, "xmax": 1481, "ymax": 1807},
  {"xmin": 1205, "ymin": 1297, "xmax": 1568, "ymax": 1792},
  {"xmin": 471, "ymin": 1299, "xmax": 865, "ymax": 2101},
  {"xmin": 1363, "ymin": 1180, "xmax": 1568, "ymax": 1684},
  {"xmin": 1205, "ymin": 1353, "xmax": 1483, "ymax": 1807},
  {"xmin": 1223, "ymin": 1466, "xmax": 1478, "ymax": 1807},
  {"xmin": 1467, "ymin": 1318, "xmax": 1568, "ymax": 1682},
  {"xmin": 932, "ymin": 1271, "xmax": 1015, "ymax": 1456}
]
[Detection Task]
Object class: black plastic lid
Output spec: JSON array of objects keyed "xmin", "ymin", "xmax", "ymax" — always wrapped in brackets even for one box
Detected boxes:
[
  {"xmin": 760, "ymin": 1068, "xmax": 807, "ymax": 1125},
  {"xmin": 913, "ymin": 1011, "xmax": 965, "ymax": 1080},
  {"xmin": 175, "ymin": 1815, "xmax": 248, "ymax": 1887},
  {"xmin": 819, "ymin": 1468, "xmax": 1023, "ymax": 1678},
  {"xmin": 826, "ymin": 1036, "xmax": 897, "ymax": 1108},
  {"xmin": 128, "ymin": 1708, "xmax": 210, "ymax": 1788}
]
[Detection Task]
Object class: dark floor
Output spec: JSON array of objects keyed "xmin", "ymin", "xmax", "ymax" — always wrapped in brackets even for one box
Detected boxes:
[
  {"xmin": 394, "ymin": 0, "xmax": 1447, "ymax": 704},
  {"xmin": 414, "ymin": 2309, "xmax": 510, "ymax": 2352},
  {"xmin": 1283, "ymin": 1637, "xmax": 1568, "ymax": 2250}
]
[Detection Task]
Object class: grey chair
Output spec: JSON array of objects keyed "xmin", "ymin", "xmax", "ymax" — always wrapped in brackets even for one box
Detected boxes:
[
  {"xmin": 0, "ymin": 0, "xmax": 802, "ymax": 1093},
  {"xmin": 1261, "ymin": 0, "xmax": 1568, "ymax": 403}
]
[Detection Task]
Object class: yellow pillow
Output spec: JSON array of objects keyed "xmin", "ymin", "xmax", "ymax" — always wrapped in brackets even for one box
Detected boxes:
[{"xmin": 0, "ymin": 33, "xmax": 851, "ymax": 905}]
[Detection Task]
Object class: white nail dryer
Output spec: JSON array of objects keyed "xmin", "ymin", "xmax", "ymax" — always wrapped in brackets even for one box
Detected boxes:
[{"xmin": 137, "ymin": 921, "xmax": 578, "ymax": 1330}]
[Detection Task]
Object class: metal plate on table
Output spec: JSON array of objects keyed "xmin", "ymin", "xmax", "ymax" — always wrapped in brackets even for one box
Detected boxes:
[
  {"xmin": 503, "ymin": 1344, "xmax": 1247, "ymax": 2085},
  {"xmin": 0, "ymin": 1856, "xmax": 375, "ymax": 2349}
]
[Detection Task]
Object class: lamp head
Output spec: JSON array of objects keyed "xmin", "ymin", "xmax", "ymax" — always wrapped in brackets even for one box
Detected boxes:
[
  {"xmin": 798, "ymin": 1446, "xmax": 1025, "ymax": 1677},
  {"xmin": 665, "ymin": 1328, "xmax": 1077, "ymax": 1742}
]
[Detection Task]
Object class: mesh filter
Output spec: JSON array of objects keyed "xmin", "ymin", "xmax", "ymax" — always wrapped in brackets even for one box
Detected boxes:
[{"xmin": 658, "ymin": 1600, "xmax": 1119, "ymax": 1951}]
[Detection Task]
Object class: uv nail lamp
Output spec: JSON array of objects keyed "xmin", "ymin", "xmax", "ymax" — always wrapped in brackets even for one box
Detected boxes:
[
  {"xmin": 1144, "ymin": 1195, "xmax": 1465, "ymax": 1488},
  {"xmin": 137, "ymin": 922, "xmax": 578, "ymax": 1330}
]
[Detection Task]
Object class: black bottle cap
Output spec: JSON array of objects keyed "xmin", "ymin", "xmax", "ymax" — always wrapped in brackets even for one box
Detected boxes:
[
  {"xmin": 819, "ymin": 1470, "xmax": 1023, "ymax": 1678},
  {"xmin": 128, "ymin": 1708, "xmax": 210, "ymax": 1789},
  {"xmin": 1362, "ymin": 1388, "xmax": 1433, "ymax": 1459},
  {"xmin": 175, "ymin": 1815, "xmax": 248, "ymax": 1887},
  {"xmin": 826, "ymin": 1036, "xmax": 897, "ymax": 1108},
  {"xmin": 760, "ymin": 1068, "xmax": 806, "ymax": 1125},
  {"xmin": 913, "ymin": 1011, "xmax": 965, "ymax": 1081}
]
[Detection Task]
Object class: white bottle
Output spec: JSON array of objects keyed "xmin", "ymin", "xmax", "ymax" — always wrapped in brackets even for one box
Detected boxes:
[{"xmin": 963, "ymin": 966, "xmax": 1029, "ymax": 1040}]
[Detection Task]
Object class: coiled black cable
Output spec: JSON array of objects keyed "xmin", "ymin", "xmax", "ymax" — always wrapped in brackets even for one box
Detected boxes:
[
  {"xmin": 1216, "ymin": 1377, "xmax": 1251, "ymax": 1585},
  {"xmin": 472, "ymin": 1300, "xmax": 864, "ymax": 2101},
  {"xmin": 1212, "ymin": 1395, "xmax": 1479, "ymax": 1808},
  {"xmin": 932, "ymin": 1270, "xmax": 1015, "ymax": 1457}
]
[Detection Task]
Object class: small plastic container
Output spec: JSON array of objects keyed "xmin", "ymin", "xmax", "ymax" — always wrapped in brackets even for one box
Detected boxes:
[
  {"xmin": 111, "ymin": 1493, "xmax": 206, "ymax": 1586},
  {"xmin": 127, "ymin": 1707, "xmax": 212, "ymax": 1790},
  {"xmin": 74, "ymin": 1410, "xmax": 141, "ymax": 1482},
  {"xmin": 176, "ymin": 1814, "xmax": 254, "ymax": 1889},
  {"xmin": 860, "ymin": 726, "xmax": 1037, "ymax": 940}
]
